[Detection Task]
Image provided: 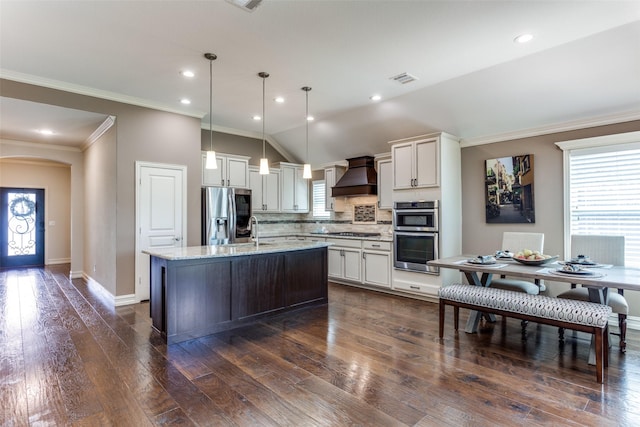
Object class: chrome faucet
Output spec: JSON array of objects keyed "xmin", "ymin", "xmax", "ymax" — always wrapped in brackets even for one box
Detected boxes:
[{"xmin": 249, "ymin": 215, "xmax": 259, "ymax": 246}]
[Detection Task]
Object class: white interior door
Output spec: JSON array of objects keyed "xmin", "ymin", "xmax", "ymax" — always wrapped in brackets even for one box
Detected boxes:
[{"xmin": 135, "ymin": 162, "xmax": 186, "ymax": 302}]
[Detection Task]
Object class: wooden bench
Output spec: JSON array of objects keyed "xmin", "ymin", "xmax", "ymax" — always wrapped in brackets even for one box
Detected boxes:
[{"xmin": 438, "ymin": 284, "xmax": 612, "ymax": 383}]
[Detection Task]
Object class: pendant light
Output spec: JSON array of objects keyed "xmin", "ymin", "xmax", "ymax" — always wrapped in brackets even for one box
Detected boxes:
[
  {"xmin": 204, "ymin": 53, "xmax": 218, "ymax": 169},
  {"xmin": 258, "ymin": 72, "xmax": 270, "ymax": 175},
  {"xmin": 301, "ymin": 86, "xmax": 312, "ymax": 179}
]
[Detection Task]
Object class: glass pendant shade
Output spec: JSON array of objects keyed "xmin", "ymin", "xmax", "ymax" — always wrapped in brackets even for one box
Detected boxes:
[
  {"xmin": 205, "ymin": 150, "xmax": 217, "ymax": 169},
  {"xmin": 259, "ymin": 157, "xmax": 270, "ymax": 174},
  {"xmin": 302, "ymin": 163, "xmax": 312, "ymax": 179}
]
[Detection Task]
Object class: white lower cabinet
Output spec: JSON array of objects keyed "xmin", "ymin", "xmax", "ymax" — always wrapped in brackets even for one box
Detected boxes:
[
  {"xmin": 328, "ymin": 247, "xmax": 362, "ymax": 282},
  {"xmin": 327, "ymin": 238, "xmax": 392, "ymax": 288},
  {"xmin": 327, "ymin": 238, "xmax": 362, "ymax": 282},
  {"xmin": 362, "ymin": 240, "xmax": 391, "ymax": 288}
]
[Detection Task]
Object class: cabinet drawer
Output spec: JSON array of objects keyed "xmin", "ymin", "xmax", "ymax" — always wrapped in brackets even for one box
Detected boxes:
[
  {"xmin": 325, "ymin": 238, "xmax": 362, "ymax": 248},
  {"xmin": 362, "ymin": 240, "xmax": 391, "ymax": 251},
  {"xmin": 392, "ymin": 280, "xmax": 441, "ymax": 298}
]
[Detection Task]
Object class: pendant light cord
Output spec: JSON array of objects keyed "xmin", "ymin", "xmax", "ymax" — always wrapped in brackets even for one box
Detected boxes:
[
  {"xmin": 262, "ymin": 74, "xmax": 266, "ymax": 158},
  {"xmin": 209, "ymin": 57, "xmax": 213, "ymax": 151},
  {"xmin": 204, "ymin": 52, "xmax": 217, "ymax": 152},
  {"xmin": 305, "ymin": 89, "xmax": 309, "ymax": 163}
]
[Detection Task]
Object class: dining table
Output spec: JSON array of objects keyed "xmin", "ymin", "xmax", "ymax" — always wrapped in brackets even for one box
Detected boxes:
[{"xmin": 428, "ymin": 254, "xmax": 640, "ymax": 364}]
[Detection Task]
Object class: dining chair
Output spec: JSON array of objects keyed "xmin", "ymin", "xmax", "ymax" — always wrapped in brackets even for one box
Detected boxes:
[
  {"xmin": 489, "ymin": 232, "xmax": 545, "ymax": 337},
  {"xmin": 557, "ymin": 235, "xmax": 627, "ymax": 352},
  {"xmin": 491, "ymin": 232, "xmax": 545, "ymax": 294}
]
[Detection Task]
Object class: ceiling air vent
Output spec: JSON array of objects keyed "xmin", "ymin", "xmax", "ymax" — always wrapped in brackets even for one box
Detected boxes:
[
  {"xmin": 389, "ymin": 72, "xmax": 418, "ymax": 84},
  {"xmin": 226, "ymin": 0, "xmax": 263, "ymax": 12}
]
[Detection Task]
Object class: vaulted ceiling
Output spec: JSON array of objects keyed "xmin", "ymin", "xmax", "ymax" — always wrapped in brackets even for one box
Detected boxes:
[{"xmin": 1, "ymin": 1, "xmax": 639, "ymax": 165}]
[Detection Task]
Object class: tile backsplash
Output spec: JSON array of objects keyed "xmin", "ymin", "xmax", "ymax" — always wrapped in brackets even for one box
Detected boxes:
[{"xmin": 254, "ymin": 195, "xmax": 392, "ymax": 236}]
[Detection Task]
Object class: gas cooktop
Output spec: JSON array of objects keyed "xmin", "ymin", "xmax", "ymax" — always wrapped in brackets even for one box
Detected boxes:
[{"xmin": 320, "ymin": 232, "xmax": 381, "ymax": 237}]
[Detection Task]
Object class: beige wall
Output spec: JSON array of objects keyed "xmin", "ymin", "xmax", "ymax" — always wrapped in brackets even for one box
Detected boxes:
[
  {"xmin": 0, "ymin": 158, "xmax": 71, "ymax": 264},
  {"xmin": 201, "ymin": 130, "xmax": 288, "ymax": 166},
  {"xmin": 84, "ymin": 125, "xmax": 117, "ymax": 295},
  {"xmin": 461, "ymin": 119, "xmax": 640, "ymax": 314}
]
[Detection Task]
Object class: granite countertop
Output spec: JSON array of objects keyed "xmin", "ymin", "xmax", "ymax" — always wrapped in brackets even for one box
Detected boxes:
[{"xmin": 144, "ymin": 240, "xmax": 331, "ymax": 261}]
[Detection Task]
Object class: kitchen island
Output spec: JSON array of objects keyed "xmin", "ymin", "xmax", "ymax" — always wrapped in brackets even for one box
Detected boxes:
[{"xmin": 144, "ymin": 241, "xmax": 329, "ymax": 344}]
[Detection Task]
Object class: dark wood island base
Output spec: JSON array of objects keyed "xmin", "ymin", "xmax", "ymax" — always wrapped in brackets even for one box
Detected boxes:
[{"xmin": 149, "ymin": 245, "xmax": 328, "ymax": 344}]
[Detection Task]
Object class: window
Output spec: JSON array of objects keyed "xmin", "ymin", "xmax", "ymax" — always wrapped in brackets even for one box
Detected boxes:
[
  {"xmin": 557, "ymin": 131, "xmax": 640, "ymax": 267},
  {"xmin": 312, "ymin": 180, "xmax": 330, "ymax": 218}
]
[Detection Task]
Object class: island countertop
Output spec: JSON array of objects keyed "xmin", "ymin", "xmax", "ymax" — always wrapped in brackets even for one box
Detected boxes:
[{"xmin": 143, "ymin": 240, "xmax": 331, "ymax": 261}]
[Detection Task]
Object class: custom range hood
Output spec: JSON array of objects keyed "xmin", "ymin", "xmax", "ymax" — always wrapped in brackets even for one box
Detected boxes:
[{"xmin": 331, "ymin": 156, "xmax": 377, "ymax": 197}]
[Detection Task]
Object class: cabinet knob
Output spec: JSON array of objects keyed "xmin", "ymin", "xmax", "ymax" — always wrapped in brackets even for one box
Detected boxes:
[{"xmin": 410, "ymin": 285, "xmax": 420, "ymax": 290}]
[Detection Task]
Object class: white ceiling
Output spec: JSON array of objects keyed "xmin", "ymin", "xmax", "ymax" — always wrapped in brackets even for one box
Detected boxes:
[{"xmin": 1, "ymin": 1, "xmax": 639, "ymax": 165}]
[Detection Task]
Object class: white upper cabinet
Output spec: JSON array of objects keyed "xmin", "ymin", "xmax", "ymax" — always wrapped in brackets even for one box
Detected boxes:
[
  {"xmin": 390, "ymin": 137, "xmax": 438, "ymax": 189},
  {"xmin": 280, "ymin": 163, "xmax": 309, "ymax": 213},
  {"xmin": 202, "ymin": 153, "xmax": 249, "ymax": 188},
  {"xmin": 376, "ymin": 157, "xmax": 393, "ymax": 210},
  {"xmin": 324, "ymin": 165, "xmax": 347, "ymax": 212},
  {"xmin": 249, "ymin": 166, "xmax": 280, "ymax": 212}
]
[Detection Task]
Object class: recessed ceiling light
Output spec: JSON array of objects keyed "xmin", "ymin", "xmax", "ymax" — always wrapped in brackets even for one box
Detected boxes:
[
  {"xmin": 370, "ymin": 94, "xmax": 382, "ymax": 101},
  {"xmin": 274, "ymin": 96, "xmax": 285, "ymax": 103},
  {"xmin": 514, "ymin": 34, "xmax": 534, "ymax": 44},
  {"xmin": 181, "ymin": 70, "xmax": 195, "ymax": 78},
  {"xmin": 180, "ymin": 98, "xmax": 191, "ymax": 105},
  {"xmin": 253, "ymin": 115, "xmax": 261, "ymax": 121},
  {"xmin": 37, "ymin": 129, "xmax": 54, "ymax": 135},
  {"xmin": 306, "ymin": 116, "xmax": 314, "ymax": 122}
]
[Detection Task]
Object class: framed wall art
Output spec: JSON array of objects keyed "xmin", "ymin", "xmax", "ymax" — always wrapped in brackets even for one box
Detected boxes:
[{"xmin": 485, "ymin": 154, "xmax": 535, "ymax": 223}]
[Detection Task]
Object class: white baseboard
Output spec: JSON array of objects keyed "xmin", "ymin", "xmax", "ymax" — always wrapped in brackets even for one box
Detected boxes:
[
  {"xmin": 83, "ymin": 273, "xmax": 115, "ymax": 306},
  {"xmin": 69, "ymin": 270, "xmax": 83, "ymax": 279},
  {"xmin": 82, "ymin": 273, "xmax": 137, "ymax": 307},
  {"xmin": 114, "ymin": 294, "xmax": 137, "ymax": 307}
]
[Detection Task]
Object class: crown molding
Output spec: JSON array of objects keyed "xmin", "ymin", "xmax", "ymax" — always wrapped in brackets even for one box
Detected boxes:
[
  {"xmin": 460, "ymin": 110, "xmax": 640, "ymax": 148},
  {"xmin": 83, "ymin": 115, "xmax": 116, "ymax": 150},
  {"xmin": 555, "ymin": 130, "xmax": 640, "ymax": 151},
  {"xmin": 0, "ymin": 69, "xmax": 204, "ymax": 118}
]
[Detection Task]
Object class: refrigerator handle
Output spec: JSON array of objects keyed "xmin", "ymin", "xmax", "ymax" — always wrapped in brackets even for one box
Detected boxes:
[{"xmin": 229, "ymin": 188, "xmax": 237, "ymax": 242}]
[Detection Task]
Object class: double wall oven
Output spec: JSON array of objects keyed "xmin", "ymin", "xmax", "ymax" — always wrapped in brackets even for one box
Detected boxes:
[{"xmin": 393, "ymin": 200, "xmax": 439, "ymax": 274}]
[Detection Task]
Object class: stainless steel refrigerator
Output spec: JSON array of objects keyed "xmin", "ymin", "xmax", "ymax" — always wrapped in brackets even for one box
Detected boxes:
[{"xmin": 202, "ymin": 187, "xmax": 252, "ymax": 245}]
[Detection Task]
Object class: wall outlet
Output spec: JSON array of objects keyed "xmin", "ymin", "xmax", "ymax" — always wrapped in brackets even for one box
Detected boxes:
[{"xmin": 93, "ymin": 264, "xmax": 96, "ymax": 273}]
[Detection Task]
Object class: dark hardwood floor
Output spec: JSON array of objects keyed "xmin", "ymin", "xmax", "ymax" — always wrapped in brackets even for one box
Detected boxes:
[{"xmin": 2, "ymin": 265, "xmax": 640, "ymax": 426}]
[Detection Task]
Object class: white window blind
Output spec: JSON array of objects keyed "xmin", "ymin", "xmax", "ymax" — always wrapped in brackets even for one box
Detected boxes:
[
  {"xmin": 312, "ymin": 180, "xmax": 330, "ymax": 218},
  {"xmin": 569, "ymin": 143, "xmax": 640, "ymax": 267}
]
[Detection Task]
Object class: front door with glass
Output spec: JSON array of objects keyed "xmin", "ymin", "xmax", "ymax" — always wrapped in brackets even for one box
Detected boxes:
[{"xmin": 0, "ymin": 188, "xmax": 45, "ymax": 268}]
